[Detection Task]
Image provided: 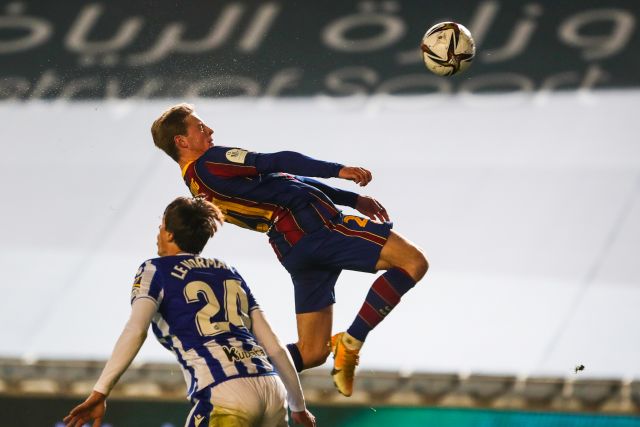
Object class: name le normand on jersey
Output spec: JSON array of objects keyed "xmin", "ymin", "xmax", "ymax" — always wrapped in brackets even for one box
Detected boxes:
[
  {"xmin": 170, "ymin": 257, "xmax": 231, "ymax": 280},
  {"xmin": 131, "ymin": 256, "xmax": 232, "ymax": 299}
]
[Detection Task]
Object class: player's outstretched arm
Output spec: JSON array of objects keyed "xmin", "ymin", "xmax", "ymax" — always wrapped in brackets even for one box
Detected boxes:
[
  {"xmin": 338, "ymin": 166, "xmax": 372, "ymax": 187},
  {"xmin": 63, "ymin": 298, "xmax": 156, "ymax": 427},
  {"xmin": 63, "ymin": 390, "xmax": 106, "ymax": 427},
  {"xmin": 211, "ymin": 149, "xmax": 343, "ymax": 179},
  {"xmin": 296, "ymin": 176, "xmax": 359, "ymax": 208},
  {"xmin": 355, "ymin": 195, "xmax": 390, "ymax": 222}
]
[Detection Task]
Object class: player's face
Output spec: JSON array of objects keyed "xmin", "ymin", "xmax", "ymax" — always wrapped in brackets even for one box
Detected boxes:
[
  {"xmin": 156, "ymin": 217, "xmax": 172, "ymax": 256},
  {"xmin": 183, "ymin": 113, "xmax": 214, "ymax": 154}
]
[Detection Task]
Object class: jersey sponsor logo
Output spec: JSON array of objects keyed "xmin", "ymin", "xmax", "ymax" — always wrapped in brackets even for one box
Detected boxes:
[
  {"xmin": 222, "ymin": 345, "xmax": 266, "ymax": 362},
  {"xmin": 225, "ymin": 148, "xmax": 248, "ymax": 164}
]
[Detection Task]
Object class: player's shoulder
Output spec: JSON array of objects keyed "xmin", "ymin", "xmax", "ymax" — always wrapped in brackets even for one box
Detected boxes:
[
  {"xmin": 132, "ymin": 257, "xmax": 162, "ymax": 278},
  {"xmin": 134, "ymin": 257, "xmax": 159, "ymax": 273},
  {"xmin": 200, "ymin": 146, "xmax": 252, "ymax": 165},
  {"xmin": 131, "ymin": 257, "xmax": 164, "ymax": 291},
  {"xmin": 138, "ymin": 256, "xmax": 172, "ymax": 268},
  {"xmin": 135, "ymin": 256, "xmax": 189, "ymax": 276}
]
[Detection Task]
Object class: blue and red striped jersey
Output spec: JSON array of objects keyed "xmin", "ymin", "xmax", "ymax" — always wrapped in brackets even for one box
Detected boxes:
[{"xmin": 182, "ymin": 147, "xmax": 359, "ymax": 257}]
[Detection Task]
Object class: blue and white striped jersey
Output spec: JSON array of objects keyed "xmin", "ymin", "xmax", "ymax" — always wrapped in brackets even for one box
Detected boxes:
[{"xmin": 131, "ymin": 254, "xmax": 276, "ymax": 398}]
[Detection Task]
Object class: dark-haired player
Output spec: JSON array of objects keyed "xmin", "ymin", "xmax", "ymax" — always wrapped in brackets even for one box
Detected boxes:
[
  {"xmin": 64, "ymin": 197, "xmax": 315, "ymax": 427},
  {"xmin": 151, "ymin": 104, "xmax": 428, "ymax": 396}
]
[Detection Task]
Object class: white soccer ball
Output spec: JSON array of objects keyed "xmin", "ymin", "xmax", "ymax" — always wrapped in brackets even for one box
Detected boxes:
[{"xmin": 421, "ymin": 21, "xmax": 476, "ymax": 76}]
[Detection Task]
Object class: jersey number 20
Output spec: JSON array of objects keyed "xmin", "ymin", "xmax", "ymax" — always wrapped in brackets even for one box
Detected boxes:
[{"xmin": 184, "ymin": 279, "xmax": 250, "ymax": 336}]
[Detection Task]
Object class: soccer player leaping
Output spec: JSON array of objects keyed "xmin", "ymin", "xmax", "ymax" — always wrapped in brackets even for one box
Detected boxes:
[{"xmin": 151, "ymin": 104, "xmax": 428, "ymax": 397}]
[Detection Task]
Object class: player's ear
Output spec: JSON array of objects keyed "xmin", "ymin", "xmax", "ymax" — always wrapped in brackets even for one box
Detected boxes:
[{"xmin": 174, "ymin": 134, "xmax": 188, "ymax": 149}]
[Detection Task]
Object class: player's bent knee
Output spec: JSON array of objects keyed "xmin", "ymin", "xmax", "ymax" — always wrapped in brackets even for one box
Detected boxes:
[
  {"xmin": 403, "ymin": 248, "xmax": 428, "ymax": 282},
  {"xmin": 301, "ymin": 346, "xmax": 331, "ymax": 369},
  {"xmin": 415, "ymin": 249, "xmax": 429, "ymax": 279},
  {"xmin": 311, "ymin": 347, "xmax": 331, "ymax": 368}
]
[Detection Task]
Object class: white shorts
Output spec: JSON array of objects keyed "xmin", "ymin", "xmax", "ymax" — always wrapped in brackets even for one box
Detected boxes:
[{"xmin": 185, "ymin": 375, "xmax": 288, "ymax": 427}]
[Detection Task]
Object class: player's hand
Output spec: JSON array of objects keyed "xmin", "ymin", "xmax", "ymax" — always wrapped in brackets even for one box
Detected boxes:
[
  {"xmin": 356, "ymin": 195, "xmax": 390, "ymax": 222},
  {"xmin": 63, "ymin": 390, "xmax": 107, "ymax": 427},
  {"xmin": 338, "ymin": 166, "xmax": 372, "ymax": 187},
  {"xmin": 291, "ymin": 409, "xmax": 316, "ymax": 427}
]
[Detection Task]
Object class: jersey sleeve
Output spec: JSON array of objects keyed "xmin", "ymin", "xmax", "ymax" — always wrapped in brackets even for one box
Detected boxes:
[
  {"xmin": 250, "ymin": 150, "xmax": 343, "ymax": 178},
  {"xmin": 231, "ymin": 267, "xmax": 259, "ymax": 311},
  {"xmin": 241, "ymin": 277, "xmax": 259, "ymax": 312},
  {"xmin": 200, "ymin": 146, "xmax": 343, "ymax": 178},
  {"xmin": 296, "ymin": 176, "xmax": 359, "ymax": 208},
  {"xmin": 130, "ymin": 260, "xmax": 164, "ymax": 307},
  {"xmin": 93, "ymin": 298, "xmax": 156, "ymax": 395}
]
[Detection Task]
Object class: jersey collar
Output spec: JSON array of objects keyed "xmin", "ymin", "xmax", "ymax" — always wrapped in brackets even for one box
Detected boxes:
[{"xmin": 181, "ymin": 161, "xmax": 194, "ymax": 178}]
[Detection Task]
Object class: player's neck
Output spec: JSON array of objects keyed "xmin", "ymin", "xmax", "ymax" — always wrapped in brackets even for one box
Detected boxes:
[
  {"xmin": 160, "ymin": 243, "xmax": 184, "ymax": 257},
  {"xmin": 178, "ymin": 159, "xmax": 190, "ymax": 171},
  {"xmin": 178, "ymin": 151, "xmax": 203, "ymax": 170}
]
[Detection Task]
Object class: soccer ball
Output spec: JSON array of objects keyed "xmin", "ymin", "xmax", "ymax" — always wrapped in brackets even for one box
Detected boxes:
[{"xmin": 421, "ymin": 21, "xmax": 476, "ymax": 76}]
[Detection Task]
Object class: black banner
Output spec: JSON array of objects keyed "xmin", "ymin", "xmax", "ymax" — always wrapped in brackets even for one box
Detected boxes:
[{"xmin": 1, "ymin": 0, "xmax": 639, "ymax": 99}]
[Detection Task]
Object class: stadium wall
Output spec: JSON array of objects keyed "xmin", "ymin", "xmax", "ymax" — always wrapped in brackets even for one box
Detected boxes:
[
  {"xmin": 1, "ymin": 396, "xmax": 640, "ymax": 427},
  {"xmin": 1, "ymin": 359, "xmax": 640, "ymax": 426}
]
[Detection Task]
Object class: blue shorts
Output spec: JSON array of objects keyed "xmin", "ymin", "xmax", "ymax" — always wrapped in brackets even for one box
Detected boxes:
[{"xmin": 280, "ymin": 214, "xmax": 393, "ymax": 313}]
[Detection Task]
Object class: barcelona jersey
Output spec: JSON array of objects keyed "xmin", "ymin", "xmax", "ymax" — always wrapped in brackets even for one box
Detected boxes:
[
  {"xmin": 130, "ymin": 254, "xmax": 275, "ymax": 398},
  {"xmin": 182, "ymin": 147, "xmax": 359, "ymax": 258}
]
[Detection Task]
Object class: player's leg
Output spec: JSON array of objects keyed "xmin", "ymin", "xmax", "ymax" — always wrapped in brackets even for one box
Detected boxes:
[
  {"xmin": 261, "ymin": 375, "xmax": 289, "ymax": 427},
  {"xmin": 345, "ymin": 230, "xmax": 428, "ymax": 343},
  {"xmin": 375, "ymin": 230, "xmax": 428, "ymax": 281},
  {"xmin": 327, "ymin": 219, "xmax": 427, "ymax": 395},
  {"xmin": 287, "ymin": 305, "xmax": 333, "ymax": 370},
  {"xmin": 283, "ymin": 266, "xmax": 340, "ymax": 371},
  {"xmin": 208, "ymin": 408, "xmax": 251, "ymax": 427},
  {"xmin": 185, "ymin": 388, "xmax": 214, "ymax": 427}
]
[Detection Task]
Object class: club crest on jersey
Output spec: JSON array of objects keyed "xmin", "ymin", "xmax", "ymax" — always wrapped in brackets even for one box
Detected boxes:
[
  {"xmin": 222, "ymin": 345, "xmax": 266, "ymax": 362},
  {"xmin": 225, "ymin": 148, "xmax": 248, "ymax": 164},
  {"xmin": 132, "ymin": 273, "xmax": 142, "ymax": 288}
]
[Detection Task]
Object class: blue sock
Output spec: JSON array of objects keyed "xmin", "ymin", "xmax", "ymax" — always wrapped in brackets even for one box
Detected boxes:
[{"xmin": 286, "ymin": 343, "xmax": 304, "ymax": 372}]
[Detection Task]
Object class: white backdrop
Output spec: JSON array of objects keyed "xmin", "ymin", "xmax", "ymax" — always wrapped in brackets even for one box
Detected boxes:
[{"xmin": 1, "ymin": 90, "xmax": 638, "ymax": 379}]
